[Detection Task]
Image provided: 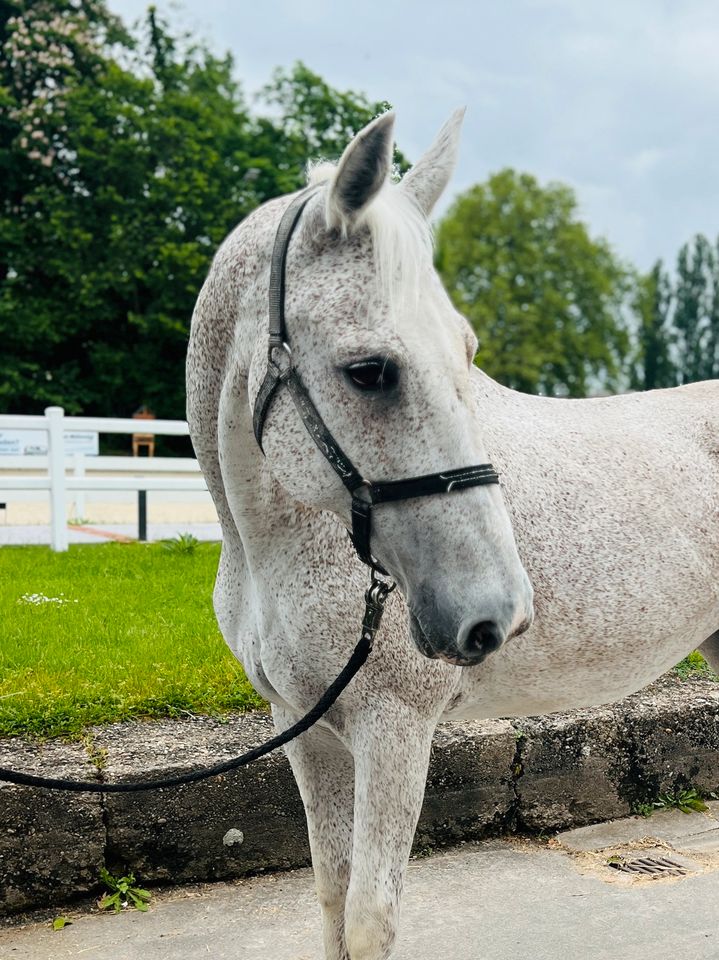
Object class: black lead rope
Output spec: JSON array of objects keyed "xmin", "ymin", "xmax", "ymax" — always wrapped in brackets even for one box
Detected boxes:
[{"xmin": 0, "ymin": 578, "xmax": 394, "ymax": 793}]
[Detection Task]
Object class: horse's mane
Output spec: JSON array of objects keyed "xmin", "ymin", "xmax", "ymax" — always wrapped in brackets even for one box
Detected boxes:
[{"xmin": 307, "ymin": 161, "xmax": 434, "ymax": 326}]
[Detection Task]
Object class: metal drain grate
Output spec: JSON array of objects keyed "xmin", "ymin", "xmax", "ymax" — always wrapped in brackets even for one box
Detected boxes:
[{"xmin": 609, "ymin": 856, "xmax": 688, "ymax": 878}]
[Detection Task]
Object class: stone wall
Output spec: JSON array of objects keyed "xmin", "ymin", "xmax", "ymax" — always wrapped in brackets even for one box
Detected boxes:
[{"xmin": 1, "ymin": 675, "xmax": 718, "ymax": 916}]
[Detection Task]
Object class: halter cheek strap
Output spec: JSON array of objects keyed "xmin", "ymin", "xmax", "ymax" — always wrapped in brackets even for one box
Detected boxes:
[
  {"xmin": 253, "ymin": 190, "xmax": 319, "ymax": 448},
  {"xmin": 253, "ymin": 187, "xmax": 500, "ymax": 571}
]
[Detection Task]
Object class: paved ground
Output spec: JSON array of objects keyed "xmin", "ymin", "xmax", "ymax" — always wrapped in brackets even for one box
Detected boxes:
[
  {"xmin": 3, "ymin": 809, "xmax": 719, "ymax": 960},
  {"xmin": 0, "ymin": 522, "xmax": 221, "ymax": 546}
]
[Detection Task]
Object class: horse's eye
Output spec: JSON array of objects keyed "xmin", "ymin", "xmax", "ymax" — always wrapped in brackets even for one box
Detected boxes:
[{"xmin": 345, "ymin": 358, "xmax": 399, "ymax": 393}]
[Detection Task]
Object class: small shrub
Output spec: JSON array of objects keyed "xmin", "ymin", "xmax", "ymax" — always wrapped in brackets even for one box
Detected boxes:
[
  {"xmin": 161, "ymin": 533, "xmax": 199, "ymax": 555},
  {"xmin": 675, "ymin": 651, "xmax": 718, "ymax": 680}
]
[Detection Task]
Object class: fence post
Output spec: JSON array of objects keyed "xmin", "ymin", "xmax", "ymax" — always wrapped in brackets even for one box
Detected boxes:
[
  {"xmin": 138, "ymin": 489, "xmax": 147, "ymax": 541},
  {"xmin": 46, "ymin": 406, "xmax": 68, "ymax": 552}
]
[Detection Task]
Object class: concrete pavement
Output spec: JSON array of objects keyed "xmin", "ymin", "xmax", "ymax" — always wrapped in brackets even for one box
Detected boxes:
[{"xmin": 2, "ymin": 820, "xmax": 719, "ymax": 960}]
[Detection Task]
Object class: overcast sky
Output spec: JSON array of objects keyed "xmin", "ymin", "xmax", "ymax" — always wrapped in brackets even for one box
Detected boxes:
[{"xmin": 107, "ymin": 0, "xmax": 719, "ymax": 271}]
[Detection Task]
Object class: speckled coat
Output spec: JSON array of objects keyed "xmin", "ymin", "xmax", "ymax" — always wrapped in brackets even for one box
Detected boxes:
[{"xmin": 187, "ymin": 111, "xmax": 719, "ymax": 960}]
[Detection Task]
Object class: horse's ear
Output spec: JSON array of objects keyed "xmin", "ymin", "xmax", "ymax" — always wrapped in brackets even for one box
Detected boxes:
[
  {"xmin": 400, "ymin": 108, "xmax": 465, "ymax": 216},
  {"xmin": 326, "ymin": 111, "xmax": 395, "ymax": 233}
]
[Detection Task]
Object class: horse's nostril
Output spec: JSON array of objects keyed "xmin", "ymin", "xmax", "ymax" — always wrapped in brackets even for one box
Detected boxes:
[{"xmin": 464, "ymin": 620, "xmax": 504, "ymax": 659}]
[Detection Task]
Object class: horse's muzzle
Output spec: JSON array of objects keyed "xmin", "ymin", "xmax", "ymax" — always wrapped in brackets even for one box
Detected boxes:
[{"xmin": 409, "ymin": 605, "xmax": 532, "ymax": 667}]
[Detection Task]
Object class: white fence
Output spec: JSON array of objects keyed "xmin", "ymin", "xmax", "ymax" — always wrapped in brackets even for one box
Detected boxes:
[{"xmin": 0, "ymin": 407, "xmax": 207, "ymax": 551}]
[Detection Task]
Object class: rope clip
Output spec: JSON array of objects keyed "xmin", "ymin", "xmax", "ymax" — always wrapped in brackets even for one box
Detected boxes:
[{"xmin": 361, "ymin": 568, "xmax": 396, "ymax": 646}]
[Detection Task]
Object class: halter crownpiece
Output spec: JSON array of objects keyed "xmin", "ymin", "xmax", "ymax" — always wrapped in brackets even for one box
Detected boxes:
[{"xmin": 253, "ymin": 187, "xmax": 500, "ymax": 570}]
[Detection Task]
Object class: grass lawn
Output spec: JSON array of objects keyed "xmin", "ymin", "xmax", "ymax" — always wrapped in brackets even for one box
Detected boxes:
[
  {"xmin": 0, "ymin": 542, "xmax": 265, "ymax": 740},
  {"xmin": 0, "ymin": 542, "xmax": 714, "ymax": 742}
]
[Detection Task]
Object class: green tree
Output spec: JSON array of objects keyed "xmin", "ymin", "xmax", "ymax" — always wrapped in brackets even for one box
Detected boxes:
[
  {"xmin": 631, "ymin": 260, "xmax": 675, "ymax": 390},
  {"xmin": 1, "ymin": 3, "xmax": 262, "ymax": 416},
  {"xmin": 0, "ymin": 3, "xmax": 400, "ymax": 418},
  {"xmin": 0, "ymin": 0, "xmax": 128, "ymax": 411},
  {"xmin": 435, "ymin": 169, "xmax": 631, "ymax": 397},
  {"xmin": 673, "ymin": 234, "xmax": 717, "ymax": 383},
  {"xmin": 711, "ymin": 236, "xmax": 719, "ymax": 380},
  {"xmin": 260, "ymin": 61, "xmax": 409, "ymax": 176}
]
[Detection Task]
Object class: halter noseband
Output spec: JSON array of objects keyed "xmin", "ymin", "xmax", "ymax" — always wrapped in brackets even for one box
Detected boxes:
[{"xmin": 253, "ymin": 187, "xmax": 500, "ymax": 571}]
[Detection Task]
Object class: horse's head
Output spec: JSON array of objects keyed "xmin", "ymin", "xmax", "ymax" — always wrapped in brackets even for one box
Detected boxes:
[{"xmin": 249, "ymin": 110, "xmax": 533, "ymax": 666}]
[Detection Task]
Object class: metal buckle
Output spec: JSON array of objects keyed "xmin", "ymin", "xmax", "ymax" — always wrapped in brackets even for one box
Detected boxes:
[{"xmin": 368, "ymin": 564, "xmax": 396, "ymax": 600}]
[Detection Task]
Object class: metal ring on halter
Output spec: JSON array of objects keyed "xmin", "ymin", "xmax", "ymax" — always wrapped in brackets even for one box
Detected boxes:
[
  {"xmin": 366, "ymin": 581, "xmax": 393, "ymax": 608},
  {"xmin": 269, "ymin": 340, "xmax": 293, "ymax": 375},
  {"xmin": 370, "ymin": 563, "xmax": 396, "ymax": 591},
  {"xmin": 352, "ymin": 478, "xmax": 374, "ymax": 503},
  {"xmin": 369, "ymin": 579, "xmax": 396, "ymax": 602}
]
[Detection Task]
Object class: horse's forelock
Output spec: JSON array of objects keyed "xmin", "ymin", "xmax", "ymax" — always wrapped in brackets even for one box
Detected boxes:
[
  {"xmin": 304, "ymin": 162, "xmax": 434, "ymax": 327},
  {"xmin": 306, "ymin": 160, "xmax": 336, "ymax": 186}
]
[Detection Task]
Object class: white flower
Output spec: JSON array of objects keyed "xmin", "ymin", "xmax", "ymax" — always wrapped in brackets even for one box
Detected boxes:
[{"xmin": 18, "ymin": 593, "xmax": 78, "ymax": 605}]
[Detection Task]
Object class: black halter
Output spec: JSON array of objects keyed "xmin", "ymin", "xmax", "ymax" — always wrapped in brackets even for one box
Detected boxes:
[
  {"xmin": 253, "ymin": 188, "xmax": 500, "ymax": 571},
  {"xmin": 0, "ymin": 186, "xmax": 503, "ymax": 796}
]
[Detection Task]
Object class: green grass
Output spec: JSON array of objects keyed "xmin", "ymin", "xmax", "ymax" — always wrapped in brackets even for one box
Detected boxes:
[
  {"xmin": 0, "ymin": 543, "xmax": 265, "ymax": 740},
  {"xmin": 674, "ymin": 650, "xmax": 719, "ymax": 680},
  {"xmin": 1, "ymin": 541, "xmax": 715, "ymax": 742}
]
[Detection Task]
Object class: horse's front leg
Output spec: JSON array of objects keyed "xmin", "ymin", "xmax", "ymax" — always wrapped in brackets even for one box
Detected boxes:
[
  {"xmin": 344, "ymin": 704, "xmax": 435, "ymax": 960},
  {"xmin": 273, "ymin": 705, "xmax": 355, "ymax": 960}
]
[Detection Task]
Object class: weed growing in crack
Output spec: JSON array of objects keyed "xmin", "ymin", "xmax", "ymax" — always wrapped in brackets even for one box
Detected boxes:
[
  {"xmin": 632, "ymin": 787, "xmax": 717, "ymax": 817},
  {"xmin": 98, "ymin": 868, "xmax": 151, "ymax": 913}
]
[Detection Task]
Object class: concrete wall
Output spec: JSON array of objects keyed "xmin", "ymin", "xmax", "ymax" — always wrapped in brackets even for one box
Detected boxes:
[{"xmin": 1, "ymin": 675, "xmax": 718, "ymax": 916}]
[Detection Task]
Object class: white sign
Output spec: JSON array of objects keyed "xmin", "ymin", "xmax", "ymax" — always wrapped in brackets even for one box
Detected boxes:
[{"xmin": 0, "ymin": 430, "xmax": 99, "ymax": 456}]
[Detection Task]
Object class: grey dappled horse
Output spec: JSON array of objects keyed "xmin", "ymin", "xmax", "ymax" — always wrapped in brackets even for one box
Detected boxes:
[{"xmin": 187, "ymin": 110, "xmax": 719, "ymax": 959}]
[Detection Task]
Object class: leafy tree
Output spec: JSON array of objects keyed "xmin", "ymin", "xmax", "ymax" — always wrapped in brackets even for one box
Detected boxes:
[
  {"xmin": 673, "ymin": 234, "xmax": 718, "ymax": 383},
  {"xmin": 260, "ymin": 61, "xmax": 409, "ymax": 176},
  {"xmin": 0, "ymin": 4, "xmax": 400, "ymax": 418},
  {"xmin": 712, "ymin": 237, "xmax": 719, "ymax": 380},
  {"xmin": 0, "ymin": 0, "xmax": 128, "ymax": 411},
  {"xmin": 631, "ymin": 260, "xmax": 675, "ymax": 390},
  {"xmin": 1, "ymin": 4, "xmax": 261, "ymax": 416},
  {"xmin": 435, "ymin": 169, "xmax": 631, "ymax": 397}
]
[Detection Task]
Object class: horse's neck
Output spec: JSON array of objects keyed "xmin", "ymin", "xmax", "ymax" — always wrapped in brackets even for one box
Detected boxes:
[
  {"xmin": 471, "ymin": 367, "xmax": 510, "ymax": 403},
  {"xmin": 216, "ymin": 370, "xmax": 335, "ymax": 580}
]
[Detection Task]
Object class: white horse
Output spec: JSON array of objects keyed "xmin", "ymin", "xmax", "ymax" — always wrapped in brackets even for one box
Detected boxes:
[{"xmin": 187, "ymin": 110, "xmax": 719, "ymax": 960}]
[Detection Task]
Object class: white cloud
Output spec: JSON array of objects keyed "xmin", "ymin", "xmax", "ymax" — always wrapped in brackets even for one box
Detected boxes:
[{"xmin": 107, "ymin": 0, "xmax": 719, "ymax": 269}]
